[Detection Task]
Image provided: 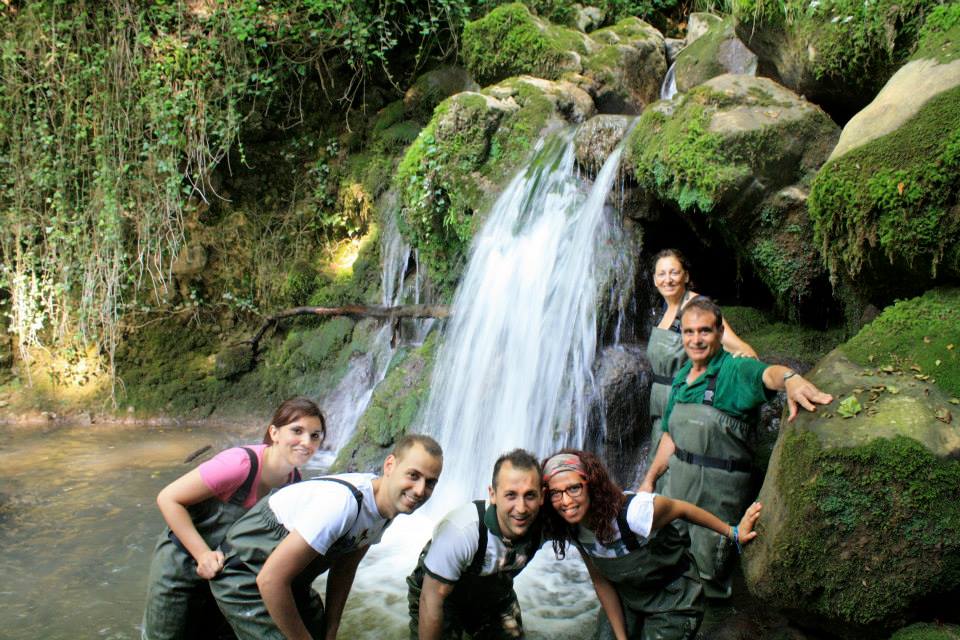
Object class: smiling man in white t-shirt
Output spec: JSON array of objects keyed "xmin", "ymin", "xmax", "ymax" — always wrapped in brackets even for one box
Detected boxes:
[{"xmin": 211, "ymin": 434, "xmax": 443, "ymax": 640}]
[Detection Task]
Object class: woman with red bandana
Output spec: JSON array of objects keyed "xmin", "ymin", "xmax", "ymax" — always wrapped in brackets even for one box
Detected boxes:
[{"xmin": 541, "ymin": 449, "xmax": 761, "ymax": 640}]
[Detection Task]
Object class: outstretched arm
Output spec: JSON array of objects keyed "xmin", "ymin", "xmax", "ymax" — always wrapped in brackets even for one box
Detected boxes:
[
  {"xmin": 639, "ymin": 431, "xmax": 676, "ymax": 493},
  {"xmin": 418, "ymin": 575, "xmax": 455, "ymax": 640},
  {"xmin": 156, "ymin": 469, "xmax": 223, "ymax": 579},
  {"xmin": 721, "ymin": 318, "xmax": 757, "ymax": 359},
  {"xmin": 651, "ymin": 495, "xmax": 762, "ymax": 546},
  {"xmin": 323, "ymin": 546, "xmax": 369, "ymax": 640},
  {"xmin": 762, "ymin": 365, "xmax": 833, "ymax": 422},
  {"xmin": 584, "ymin": 555, "xmax": 628, "ymax": 640},
  {"xmin": 257, "ymin": 531, "xmax": 321, "ymax": 640}
]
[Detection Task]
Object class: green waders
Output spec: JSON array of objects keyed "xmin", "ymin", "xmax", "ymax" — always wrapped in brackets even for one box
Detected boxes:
[
  {"xmin": 210, "ymin": 477, "xmax": 363, "ymax": 640},
  {"xmin": 583, "ymin": 501, "xmax": 703, "ymax": 640},
  {"xmin": 407, "ymin": 502, "xmax": 531, "ymax": 640},
  {"xmin": 662, "ymin": 379, "xmax": 754, "ymax": 599},
  {"xmin": 143, "ymin": 447, "xmax": 277, "ymax": 640},
  {"xmin": 646, "ymin": 324, "xmax": 686, "ymax": 490}
]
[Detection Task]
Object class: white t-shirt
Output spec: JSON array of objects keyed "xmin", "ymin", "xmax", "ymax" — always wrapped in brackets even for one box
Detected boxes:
[
  {"xmin": 575, "ymin": 491, "xmax": 655, "ymax": 559},
  {"xmin": 268, "ymin": 473, "xmax": 389, "ymax": 556},
  {"xmin": 424, "ymin": 501, "xmax": 541, "ymax": 583}
]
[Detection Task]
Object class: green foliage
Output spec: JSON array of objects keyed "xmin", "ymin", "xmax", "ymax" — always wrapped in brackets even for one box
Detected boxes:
[
  {"xmin": 773, "ymin": 429, "xmax": 960, "ymax": 628},
  {"xmin": 733, "ymin": 0, "xmax": 941, "ymax": 94},
  {"xmin": 841, "ymin": 289, "xmax": 960, "ymax": 397},
  {"xmin": 809, "ymin": 87, "xmax": 960, "ymax": 288},
  {"xmin": 891, "ymin": 623, "xmax": 960, "ymax": 640},
  {"xmin": 913, "ymin": 2, "xmax": 960, "ymax": 63}
]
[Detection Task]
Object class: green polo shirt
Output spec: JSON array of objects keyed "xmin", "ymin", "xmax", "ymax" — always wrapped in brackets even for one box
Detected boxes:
[{"xmin": 661, "ymin": 350, "xmax": 776, "ymax": 432}]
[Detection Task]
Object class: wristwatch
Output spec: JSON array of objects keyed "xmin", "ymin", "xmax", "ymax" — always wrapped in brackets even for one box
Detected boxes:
[{"xmin": 783, "ymin": 370, "xmax": 798, "ymax": 382}]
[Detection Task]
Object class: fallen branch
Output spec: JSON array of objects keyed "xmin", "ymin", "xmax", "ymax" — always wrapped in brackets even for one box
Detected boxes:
[{"xmin": 248, "ymin": 304, "xmax": 450, "ymax": 356}]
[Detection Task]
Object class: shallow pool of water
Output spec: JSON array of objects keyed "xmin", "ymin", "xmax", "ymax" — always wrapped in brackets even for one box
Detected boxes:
[{"xmin": 0, "ymin": 422, "xmax": 597, "ymax": 639}]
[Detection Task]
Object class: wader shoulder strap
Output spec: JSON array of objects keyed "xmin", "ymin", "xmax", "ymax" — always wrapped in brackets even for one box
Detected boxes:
[
  {"xmin": 616, "ymin": 494, "xmax": 641, "ymax": 552},
  {"xmin": 465, "ymin": 500, "xmax": 488, "ymax": 575},
  {"xmin": 654, "ymin": 289, "xmax": 688, "ymax": 334},
  {"xmin": 702, "ymin": 371, "xmax": 719, "ymax": 407},
  {"xmin": 290, "ymin": 467, "xmax": 303, "ymax": 484},
  {"xmin": 312, "ymin": 476, "xmax": 365, "ymax": 527},
  {"xmin": 228, "ymin": 447, "xmax": 260, "ymax": 506}
]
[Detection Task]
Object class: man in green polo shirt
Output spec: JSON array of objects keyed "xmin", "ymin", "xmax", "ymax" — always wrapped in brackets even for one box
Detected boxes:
[{"xmin": 640, "ymin": 296, "xmax": 832, "ymax": 599}]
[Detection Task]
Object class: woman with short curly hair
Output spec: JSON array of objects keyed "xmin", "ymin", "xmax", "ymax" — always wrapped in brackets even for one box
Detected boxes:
[{"xmin": 541, "ymin": 449, "xmax": 761, "ymax": 640}]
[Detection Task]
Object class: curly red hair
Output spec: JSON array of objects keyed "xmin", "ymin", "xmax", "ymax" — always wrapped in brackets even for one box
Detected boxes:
[{"xmin": 541, "ymin": 448, "xmax": 626, "ymax": 559}]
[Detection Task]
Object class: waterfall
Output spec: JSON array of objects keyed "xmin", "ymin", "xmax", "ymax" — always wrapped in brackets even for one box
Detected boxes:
[
  {"xmin": 421, "ymin": 128, "xmax": 632, "ymax": 506},
  {"xmin": 661, "ymin": 61, "xmax": 678, "ymax": 100}
]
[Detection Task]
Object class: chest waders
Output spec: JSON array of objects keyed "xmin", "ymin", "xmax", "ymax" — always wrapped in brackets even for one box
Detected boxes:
[
  {"xmin": 578, "ymin": 495, "xmax": 703, "ymax": 640},
  {"xmin": 407, "ymin": 501, "xmax": 541, "ymax": 640},
  {"xmin": 211, "ymin": 477, "xmax": 365, "ymax": 640},
  {"xmin": 662, "ymin": 374, "xmax": 755, "ymax": 599},
  {"xmin": 143, "ymin": 448, "xmax": 300, "ymax": 640},
  {"xmin": 646, "ymin": 303, "xmax": 687, "ymax": 489}
]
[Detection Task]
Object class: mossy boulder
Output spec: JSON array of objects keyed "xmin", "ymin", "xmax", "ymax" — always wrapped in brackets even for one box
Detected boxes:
[
  {"xmin": 732, "ymin": 0, "xmax": 942, "ymax": 120},
  {"xmin": 403, "ymin": 66, "xmax": 480, "ymax": 122},
  {"xmin": 809, "ymin": 78, "xmax": 960, "ymax": 304},
  {"xmin": 463, "ymin": 4, "xmax": 666, "ymax": 114},
  {"xmin": 743, "ymin": 292, "xmax": 960, "ymax": 635},
  {"xmin": 625, "ymin": 74, "xmax": 838, "ymax": 310},
  {"xmin": 331, "ymin": 330, "xmax": 440, "ymax": 472},
  {"xmin": 396, "ymin": 76, "xmax": 593, "ymax": 295},
  {"xmin": 674, "ymin": 16, "xmax": 757, "ymax": 93}
]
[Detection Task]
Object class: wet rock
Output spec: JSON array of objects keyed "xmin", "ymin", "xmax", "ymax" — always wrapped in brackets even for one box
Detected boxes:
[
  {"xmin": 675, "ymin": 17, "xmax": 757, "ymax": 93},
  {"xmin": 574, "ymin": 114, "xmax": 633, "ymax": 175},
  {"xmin": 664, "ymin": 37, "xmax": 684, "ymax": 64},
  {"xmin": 686, "ymin": 12, "xmax": 722, "ymax": 45},
  {"xmin": 744, "ymin": 330, "xmax": 960, "ymax": 635},
  {"xmin": 404, "ymin": 66, "xmax": 479, "ymax": 120},
  {"xmin": 573, "ymin": 4, "xmax": 605, "ymax": 33},
  {"xmin": 703, "ymin": 612, "xmax": 764, "ymax": 640},
  {"xmin": 214, "ymin": 345, "xmax": 254, "ymax": 380}
]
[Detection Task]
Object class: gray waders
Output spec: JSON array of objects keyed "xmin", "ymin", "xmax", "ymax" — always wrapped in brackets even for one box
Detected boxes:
[
  {"xmin": 407, "ymin": 501, "xmax": 535, "ymax": 639},
  {"xmin": 210, "ymin": 477, "xmax": 362, "ymax": 640},
  {"xmin": 646, "ymin": 323, "xmax": 686, "ymax": 491},
  {"xmin": 584, "ymin": 495, "xmax": 703, "ymax": 640},
  {"xmin": 143, "ymin": 447, "xmax": 293, "ymax": 640},
  {"xmin": 662, "ymin": 375, "xmax": 754, "ymax": 599}
]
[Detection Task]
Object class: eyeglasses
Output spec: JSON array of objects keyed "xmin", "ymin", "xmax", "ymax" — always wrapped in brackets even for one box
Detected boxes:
[{"xmin": 548, "ymin": 483, "xmax": 585, "ymax": 502}]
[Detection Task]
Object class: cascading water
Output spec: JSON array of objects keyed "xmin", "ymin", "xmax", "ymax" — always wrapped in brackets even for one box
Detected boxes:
[
  {"xmin": 422, "ymin": 127, "xmax": 631, "ymax": 506},
  {"xmin": 661, "ymin": 61, "xmax": 678, "ymax": 100},
  {"xmin": 324, "ymin": 127, "xmax": 637, "ymax": 638}
]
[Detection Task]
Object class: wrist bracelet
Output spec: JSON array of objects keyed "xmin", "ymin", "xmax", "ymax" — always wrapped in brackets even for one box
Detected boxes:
[
  {"xmin": 731, "ymin": 525, "xmax": 743, "ymax": 555},
  {"xmin": 783, "ymin": 370, "xmax": 798, "ymax": 383}
]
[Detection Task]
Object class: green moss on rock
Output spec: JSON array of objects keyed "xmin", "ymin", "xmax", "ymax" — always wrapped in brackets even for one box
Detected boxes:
[
  {"xmin": 841, "ymin": 289, "xmax": 960, "ymax": 398},
  {"xmin": 809, "ymin": 87, "xmax": 960, "ymax": 294},
  {"xmin": 913, "ymin": 3, "xmax": 960, "ymax": 64},
  {"xmin": 723, "ymin": 305, "xmax": 845, "ymax": 365},
  {"xmin": 891, "ymin": 623, "xmax": 960, "ymax": 640},
  {"xmin": 331, "ymin": 330, "xmax": 440, "ymax": 472},
  {"xmin": 462, "ymin": 3, "xmax": 585, "ymax": 86}
]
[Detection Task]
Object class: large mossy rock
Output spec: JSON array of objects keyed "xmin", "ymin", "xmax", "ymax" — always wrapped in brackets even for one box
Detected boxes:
[
  {"xmin": 743, "ymin": 290, "xmax": 960, "ymax": 635},
  {"xmin": 462, "ymin": 3, "xmax": 666, "ymax": 114},
  {"xmin": 732, "ymin": 0, "xmax": 942, "ymax": 120},
  {"xmin": 395, "ymin": 75, "xmax": 593, "ymax": 296},
  {"xmin": 808, "ymin": 9, "xmax": 960, "ymax": 305},
  {"xmin": 573, "ymin": 114, "xmax": 633, "ymax": 174},
  {"xmin": 330, "ymin": 331, "xmax": 440, "ymax": 472},
  {"xmin": 675, "ymin": 16, "xmax": 757, "ymax": 93},
  {"xmin": 625, "ymin": 74, "xmax": 838, "ymax": 310}
]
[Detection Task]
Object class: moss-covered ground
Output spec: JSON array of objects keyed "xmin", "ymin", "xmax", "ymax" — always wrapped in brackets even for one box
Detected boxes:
[
  {"xmin": 913, "ymin": 3, "xmax": 960, "ymax": 64},
  {"xmin": 809, "ymin": 87, "xmax": 960, "ymax": 294},
  {"xmin": 723, "ymin": 306, "xmax": 846, "ymax": 366},
  {"xmin": 841, "ymin": 288, "xmax": 960, "ymax": 398}
]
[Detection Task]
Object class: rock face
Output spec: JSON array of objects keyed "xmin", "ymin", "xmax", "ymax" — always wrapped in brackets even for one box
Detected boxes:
[
  {"xmin": 743, "ymin": 291, "xmax": 960, "ymax": 636},
  {"xmin": 573, "ymin": 114, "xmax": 633, "ymax": 174},
  {"xmin": 732, "ymin": 0, "xmax": 942, "ymax": 121},
  {"xmin": 807, "ymin": 11, "xmax": 960, "ymax": 306},
  {"xmin": 462, "ymin": 3, "xmax": 666, "ymax": 114},
  {"xmin": 396, "ymin": 75, "xmax": 594, "ymax": 294},
  {"xmin": 676, "ymin": 16, "xmax": 756, "ymax": 93},
  {"xmin": 403, "ymin": 66, "xmax": 480, "ymax": 121},
  {"xmin": 625, "ymin": 74, "xmax": 838, "ymax": 310}
]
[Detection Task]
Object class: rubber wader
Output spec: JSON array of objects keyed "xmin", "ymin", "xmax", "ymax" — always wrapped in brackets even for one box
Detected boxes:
[
  {"xmin": 646, "ymin": 324, "xmax": 686, "ymax": 491},
  {"xmin": 662, "ymin": 376, "xmax": 755, "ymax": 599}
]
